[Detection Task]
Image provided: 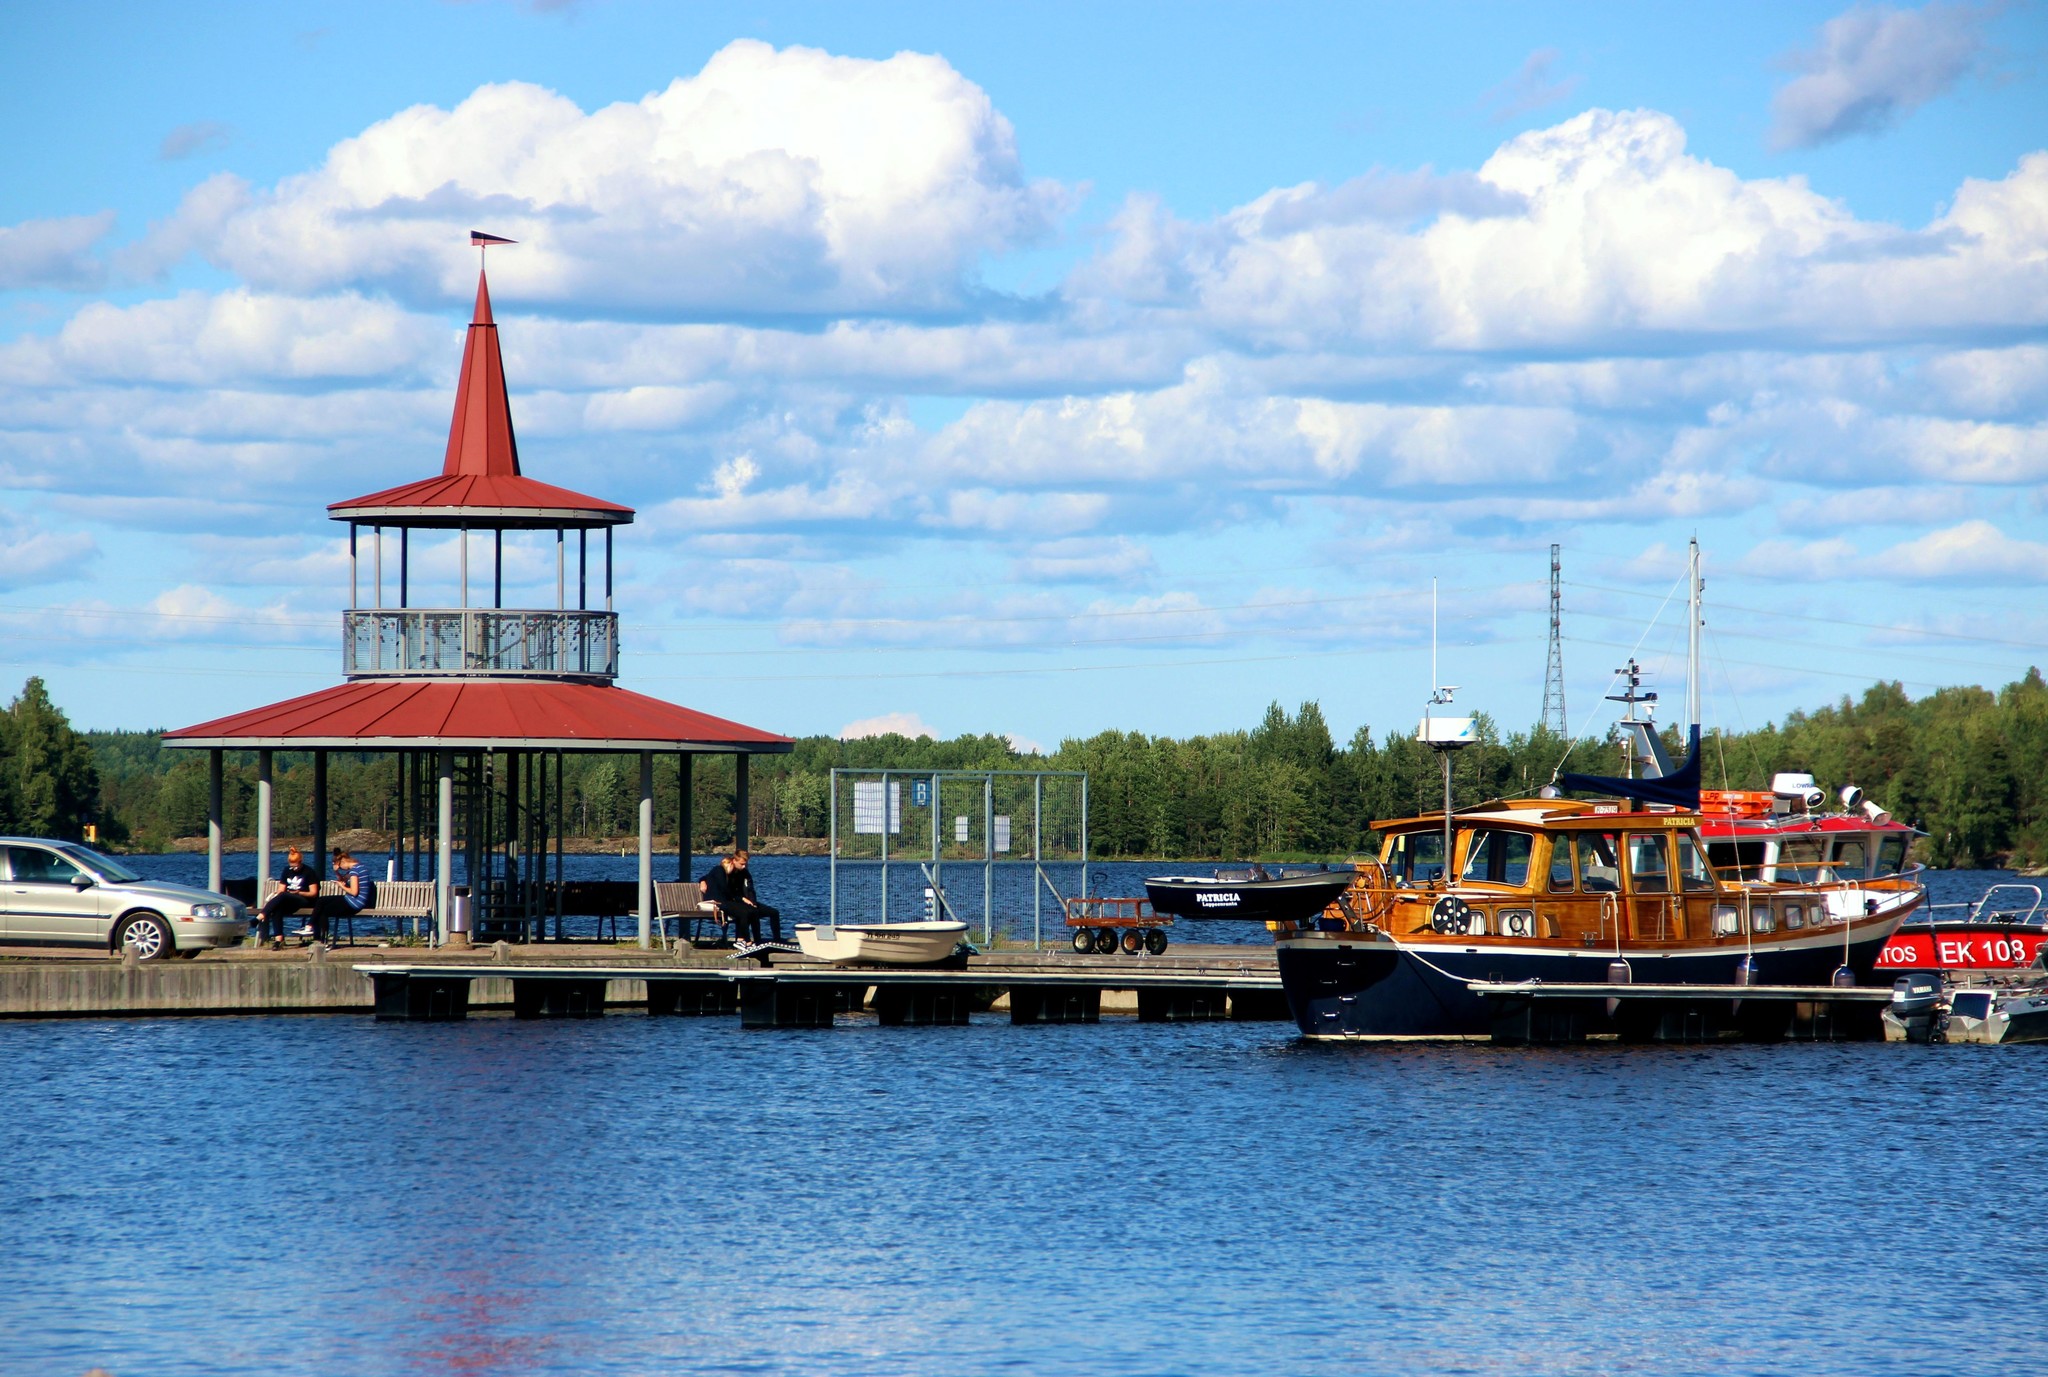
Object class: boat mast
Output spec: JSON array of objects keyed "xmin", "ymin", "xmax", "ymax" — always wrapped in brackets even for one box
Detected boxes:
[{"xmin": 1687, "ymin": 536, "xmax": 1702, "ymax": 744}]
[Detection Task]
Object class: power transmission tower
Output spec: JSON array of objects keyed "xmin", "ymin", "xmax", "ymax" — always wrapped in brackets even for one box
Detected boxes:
[{"xmin": 1542, "ymin": 543, "xmax": 1567, "ymax": 737}]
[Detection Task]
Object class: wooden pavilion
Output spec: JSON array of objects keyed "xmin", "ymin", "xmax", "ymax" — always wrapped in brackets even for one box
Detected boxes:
[{"xmin": 166, "ymin": 258, "xmax": 791, "ymax": 945}]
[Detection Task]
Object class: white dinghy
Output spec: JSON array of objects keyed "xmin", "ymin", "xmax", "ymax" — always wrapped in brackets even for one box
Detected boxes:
[{"xmin": 793, "ymin": 919, "xmax": 968, "ymax": 965}]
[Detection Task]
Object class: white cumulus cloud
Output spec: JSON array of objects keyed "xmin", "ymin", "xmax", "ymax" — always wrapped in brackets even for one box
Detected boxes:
[
  {"xmin": 840, "ymin": 711, "xmax": 939, "ymax": 740},
  {"xmin": 142, "ymin": 40, "xmax": 1066, "ymax": 318}
]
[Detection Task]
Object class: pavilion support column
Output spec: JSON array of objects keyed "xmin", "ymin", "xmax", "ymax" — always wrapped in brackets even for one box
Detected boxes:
[
  {"xmin": 637, "ymin": 752, "xmax": 654, "ymax": 949},
  {"xmin": 437, "ymin": 749, "xmax": 456, "ymax": 948},
  {"xmin": 677, "ymin": 752, "xmax": 693, "ymax": 882},
  {"xmin": 312, "ymin": 750, "xmax": 329, "ymax": 872},
  {"xmin": 734, "ymin": 753, "xmax": 749, "ymax": 853},
  {"xmin": 256, "ymin": 751, "xmax": 274, "ymax": 909},
  {"xmin": 206, "ymin": 750, "xmax": 223, "ymax": 896}
]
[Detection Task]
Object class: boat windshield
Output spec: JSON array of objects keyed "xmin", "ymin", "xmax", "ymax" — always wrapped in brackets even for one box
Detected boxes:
[
  {"xmin": 1626, "ymin": 833, "xmax": 1671, "ymax": 894},
  {"xmin": 1776, "ymin": 838, "xmax": 1828, "ymax": 884},
  {"xmin": 1575, "ymin": 832, "xmax": 1621, "ymax": 893},
  {"xmin": 1674, "ymin": 833, "xmax": 1714, "ymax": 891},
  {"xmin": 1874, "ymin": 836, "xmax": 1908, "ymax": 877},
  {"xmin": 1461, "ymin": 829, "xmax": 1532, "ymax": 886},
  {"xmin": 1385, "ymin": 831, "xmax": 1446, "ymax": 885},
  {"xmin": 1831, "ymin": 837, "xmax": 1869, "ymax": 878}
]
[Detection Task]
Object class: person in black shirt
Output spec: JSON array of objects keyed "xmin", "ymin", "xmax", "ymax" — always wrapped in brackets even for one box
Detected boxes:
[
  {"xmin": 700, "ymin": 854, "xmax": 751, "ymax": 944},
  {"xmin": 728, "ymin": 850, "xmax": 782, "ymax": 942},
  {"xmin": 257, "ymin": 847, "xmax": 320, "ymax": 950}
]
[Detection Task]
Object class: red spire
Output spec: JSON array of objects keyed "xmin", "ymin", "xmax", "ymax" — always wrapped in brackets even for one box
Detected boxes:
[{"xmin": 442, "ymin": 267, "xmax": 519, "ymax": 477}]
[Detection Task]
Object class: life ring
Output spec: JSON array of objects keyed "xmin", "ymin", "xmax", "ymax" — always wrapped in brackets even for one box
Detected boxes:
[
  {"xmin": 1500, "ymin": 910, "xmax": 1532, "ymax": 938},
  {"xmin": 1430, "ymin": 895, "xmax": 1473, "ymax": 936}
]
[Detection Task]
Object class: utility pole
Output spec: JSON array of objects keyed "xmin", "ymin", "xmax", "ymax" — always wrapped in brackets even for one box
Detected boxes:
[{"xmin": 1542, "ymin": 543, "xmax": 1567, "ymax": 737}]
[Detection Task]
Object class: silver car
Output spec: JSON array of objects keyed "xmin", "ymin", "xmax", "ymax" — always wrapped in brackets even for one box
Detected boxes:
[{"xmin": 0, "ymin": 838, "xmax": 248, "ymax": 959}]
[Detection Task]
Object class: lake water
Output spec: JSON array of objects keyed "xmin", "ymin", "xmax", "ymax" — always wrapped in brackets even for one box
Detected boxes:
[{"xmin": 2, "ymin": 865, "xmax": 2042, "ymax": 1375}]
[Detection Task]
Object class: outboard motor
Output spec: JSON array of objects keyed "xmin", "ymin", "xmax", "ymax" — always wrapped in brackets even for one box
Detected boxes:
[{"xmin": 1889, "ymin": 973, "xmax": 1949, "ymax": 1044}]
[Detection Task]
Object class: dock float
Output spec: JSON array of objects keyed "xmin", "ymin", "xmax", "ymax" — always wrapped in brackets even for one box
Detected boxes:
[
  {"xmin": 355, "ymin": 955, "xmax": 1287, "ymax": 1027},
  {"xmin": 1466, "ymin": 978, "xmax": 1893, "ymax": 1044}
]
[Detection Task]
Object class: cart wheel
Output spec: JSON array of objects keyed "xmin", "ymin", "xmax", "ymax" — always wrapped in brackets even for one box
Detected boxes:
[
  {"xmin": 1145, "ymin": 928, "xmax": 1169, "ymax": 956},
  {"xmin": 1094, "ymin": 929, "xmax": 1120, "ymax": 955},
  {"xmin": 1120, "ymin": 928, "xmax": 1143, "ymax": 955},
  {"xmin": 1071, "ymin": 929, "xmax": 1094, "ymax": 954}
]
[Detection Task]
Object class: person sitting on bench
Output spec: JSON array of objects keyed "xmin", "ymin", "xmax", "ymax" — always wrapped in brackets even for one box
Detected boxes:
[
  {"xmin": 258, "ymin": 847, "xmax": 320, "ymax": 950},
  {"xmin": 301, "ymin": 848, "xmax": 374, "ymax": 948},
  {"xmin": 727, "ymin": 850, "xmax": 782, "ymax": 943},
  {"xmin": 700, "ymin": 853, "xmax": 749, "ymax": 945}
]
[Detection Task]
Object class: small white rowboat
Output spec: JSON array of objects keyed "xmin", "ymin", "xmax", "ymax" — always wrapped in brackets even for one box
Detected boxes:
[{"xmin": 792, "ymin": 920, "xmax": 967, "ymax": 966}]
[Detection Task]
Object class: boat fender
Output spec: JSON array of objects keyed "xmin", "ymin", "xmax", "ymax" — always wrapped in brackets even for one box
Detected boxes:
[{"xmin": 1429, "ymin": 896, "xmax": 1473, "ymax": 936}]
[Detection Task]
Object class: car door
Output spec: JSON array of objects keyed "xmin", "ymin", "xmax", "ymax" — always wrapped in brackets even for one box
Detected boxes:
[{"xmin": 3, "ymin": 845, "xmax": 108, "ymax": 945}]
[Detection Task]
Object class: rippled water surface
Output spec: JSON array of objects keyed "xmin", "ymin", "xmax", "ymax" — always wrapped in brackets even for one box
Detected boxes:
[{"xmin": 4, "ymin": 1007, "xmax": 2044, "ymax": 1376}]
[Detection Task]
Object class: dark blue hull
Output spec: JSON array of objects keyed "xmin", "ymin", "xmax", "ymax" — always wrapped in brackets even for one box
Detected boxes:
[{"xmin": 1276, "ymin": 930, "xmax": 1898, "ymax": 1039}]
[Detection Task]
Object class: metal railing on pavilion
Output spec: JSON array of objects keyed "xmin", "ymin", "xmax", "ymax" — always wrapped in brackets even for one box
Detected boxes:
[{"xmin": 344, "ymin": 608, "xmax": 619, "ymax": 680}]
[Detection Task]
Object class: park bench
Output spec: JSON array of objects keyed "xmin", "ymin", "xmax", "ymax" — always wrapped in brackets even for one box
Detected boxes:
[
  {"xmin": 258, "ymin": 878, "xmax": 437, "ymax": 946},
  {"xmin": 655, "ymin": 880, "xmax": 729, "ymax": 950}
]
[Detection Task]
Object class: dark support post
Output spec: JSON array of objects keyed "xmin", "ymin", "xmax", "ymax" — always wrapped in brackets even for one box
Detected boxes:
[
  {"xmin": 312, "ymin": 750, "xmax": 329, "ymax": 872},
  {"xmin": 678, "ymin": 752, "xmax": 693, "ymax": 881},
  {"xmin": 738, "ymin": 978, "xmax": 840, "ymax": 1029},
  {"xmin": 578, "ymin": 528, "xmax": 587, "ymax": 611},
  {"xmin": 399, "ymin": 529, "xmax": 409, "ymax": 608},
  {"xmin": 734, "ymin": 752, "xmax": 749, "ymax": 852},
  {"xmin": 647, "ymin": 979, "xmax": 738, "ymax": 1016},
  {"xmin": 493, "ymin": 529, "xmax": 503, "ymax": 608},
  {"xmin": 513, "ymin": 977, "xmax": 608, "ymax": 1019},
  {"xmin": 872, "ymin": 984, "xmax": 973, "ymax": 1027},
  {"xmin": 1137, "ymin": 987, "xmax": 1230, "ymax": 1022},
  {"xmin": 604, "ymin": 527, "xmax": 613, "ymax": 611},
  {"xmin": 1009, "ymin": 985, "xmax": 1101, "ymax": 1025}
]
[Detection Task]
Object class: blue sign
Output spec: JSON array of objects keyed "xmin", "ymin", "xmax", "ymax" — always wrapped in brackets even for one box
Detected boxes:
[{"xmin": 913, "ymin": 780, "xmax": 930, "ymax": 807}]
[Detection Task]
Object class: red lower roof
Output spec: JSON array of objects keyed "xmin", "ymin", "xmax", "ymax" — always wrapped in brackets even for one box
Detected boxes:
[{"xmin": 164, "ymin": 679, "xmax": 791, "ymax": 752}]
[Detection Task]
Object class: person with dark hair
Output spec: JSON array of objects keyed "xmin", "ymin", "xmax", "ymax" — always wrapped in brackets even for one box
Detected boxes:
[
  {"xmin": 299, "ymin": 848, "xmax": 374, "ymax": 949},
  {"xmin": 257, "ymin": 846, "xmax": 320, "ymax": 950},
  {"xmin": 727, "ymin": 850, "xmax": 782, "ymax": 943}
]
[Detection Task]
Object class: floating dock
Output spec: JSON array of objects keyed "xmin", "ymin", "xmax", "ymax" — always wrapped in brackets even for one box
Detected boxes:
[{"xmin": 0, "ymin": 944, "xmax": 1288, "ymax": 1026}]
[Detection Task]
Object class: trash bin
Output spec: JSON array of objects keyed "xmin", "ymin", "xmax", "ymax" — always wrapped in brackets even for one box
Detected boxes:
[{"xmin": 448, "ymin": 891, "xmax": 471, "ymax": 938}]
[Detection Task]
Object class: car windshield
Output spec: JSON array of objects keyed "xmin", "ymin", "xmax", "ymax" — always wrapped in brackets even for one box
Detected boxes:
[{"xmin": 57, "ymin": 844, "xmax": 143, "ymax": 883}]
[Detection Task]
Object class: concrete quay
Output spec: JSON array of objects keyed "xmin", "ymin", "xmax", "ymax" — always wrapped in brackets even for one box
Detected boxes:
[{"xmin": 0, "ymin": 941, "xmax": 1286, "ymax": 1023}]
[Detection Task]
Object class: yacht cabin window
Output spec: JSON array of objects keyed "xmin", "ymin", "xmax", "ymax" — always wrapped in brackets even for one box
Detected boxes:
[
  {"xmin": 1776, "ymin": 838, "xmax": 1828, "ymax": 884},
  {"xmin": 1874, "ymin": 836, "xmax": 1908, "ymax": 877},
  {"xmin": 1548, "ymin": 838, "xmax": 1576, "ymax": 892},
  {"xmin": 1576, "ymin": 832, "xmax": 1622, "ymax": 892},
  {"xmin": 1385, "ymin": 832, "xmax": 1446, "ymax": 886},
  {"xmin": 1708, "ymin": 839, "xmax": 1767, "ymax": 883},
  {"xmin": 1831, "ymin": 837, "xmax": 1868, "ymax": 878},
  {"xmin": 1461, "ymin": 829, "xmax": 1533, "ymax": 886},
  {"xmin": 1674, "ymin": 833, "xmax": 1714, "ymax": 891},
  {"xmin": 1627, "ymin": 833, "xmax": 1671, "ymax": 894}
]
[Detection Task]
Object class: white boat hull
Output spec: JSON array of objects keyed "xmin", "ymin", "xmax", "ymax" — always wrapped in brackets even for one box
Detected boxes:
[{"xmin": 793, "ymin": 920, "xmax": 967, "ymax": 966}]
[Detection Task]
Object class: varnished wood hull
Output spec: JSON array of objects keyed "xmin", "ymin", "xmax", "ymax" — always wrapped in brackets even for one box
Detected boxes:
[{"xmin": 1277, "ymin": 920, "xmax": 1902, "ymax": 1040}]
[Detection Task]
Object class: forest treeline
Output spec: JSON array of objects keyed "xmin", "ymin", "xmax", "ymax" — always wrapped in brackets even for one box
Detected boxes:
[{"xmin": 3, "ymin": 671, "xmax": 2044, "ymax": 866}]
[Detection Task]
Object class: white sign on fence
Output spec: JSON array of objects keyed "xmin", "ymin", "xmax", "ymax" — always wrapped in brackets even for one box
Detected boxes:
[
  {"xmin": 954, "ymin": 816, "xmax": 969, "ymax": 843},
  {"xmin": 994, "ymin": 815, "xmax": 1012, "ymax": 853},
  {"xmin": 853, "ymin": 781, "xmax": 902, "ymax": 835}
]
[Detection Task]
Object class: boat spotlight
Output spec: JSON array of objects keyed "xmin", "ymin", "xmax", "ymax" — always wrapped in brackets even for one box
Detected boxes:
[
  {"xmin": 1862, "ymin": 799, "xmax": 1893, "ymax": 825},
  {"xmin": 1839, "ymin": 784, "xmax": 1864, "ymax": 811}
]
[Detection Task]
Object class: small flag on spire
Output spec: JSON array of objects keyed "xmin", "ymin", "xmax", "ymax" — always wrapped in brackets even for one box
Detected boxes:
[{"xmin": 470, "ymin": 230, "xmax": 517, "ymax": 246}]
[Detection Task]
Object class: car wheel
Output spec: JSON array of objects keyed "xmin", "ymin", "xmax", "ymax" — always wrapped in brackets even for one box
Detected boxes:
[{"xmin": 117, "ymin": 913, "xmax": 174, "ymax": 961}]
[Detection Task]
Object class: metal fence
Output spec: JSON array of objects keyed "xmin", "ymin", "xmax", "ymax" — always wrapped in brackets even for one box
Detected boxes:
[{"xmin": 827, "ymin": 768, "xmax": 1089, "ymax": 950}]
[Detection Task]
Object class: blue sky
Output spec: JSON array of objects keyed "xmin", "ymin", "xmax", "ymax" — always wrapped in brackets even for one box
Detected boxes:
[{"xmin": 2, "ymin": 0, "xmax": 2045, "ymax": 752}]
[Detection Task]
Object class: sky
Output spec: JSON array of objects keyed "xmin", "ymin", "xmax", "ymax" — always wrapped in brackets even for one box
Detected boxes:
[{"xmin": 2, "ymin": 0, "xmax": 2045, "ymax": 754}]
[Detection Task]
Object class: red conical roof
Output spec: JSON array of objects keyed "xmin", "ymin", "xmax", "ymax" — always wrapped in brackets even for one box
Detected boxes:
[
  {"xmin": 330, "ymin": 265, "xmax": 632, "ymax": 529},
  {"xmin": 443, "ymin": 270, "xmax": 520, "ymax": 477}
]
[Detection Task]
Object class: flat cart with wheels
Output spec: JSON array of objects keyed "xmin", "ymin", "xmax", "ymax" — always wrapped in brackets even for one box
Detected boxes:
[{"xmin": 1063, "ymin": 896, "xmax": 1172, "ymax": 955}]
